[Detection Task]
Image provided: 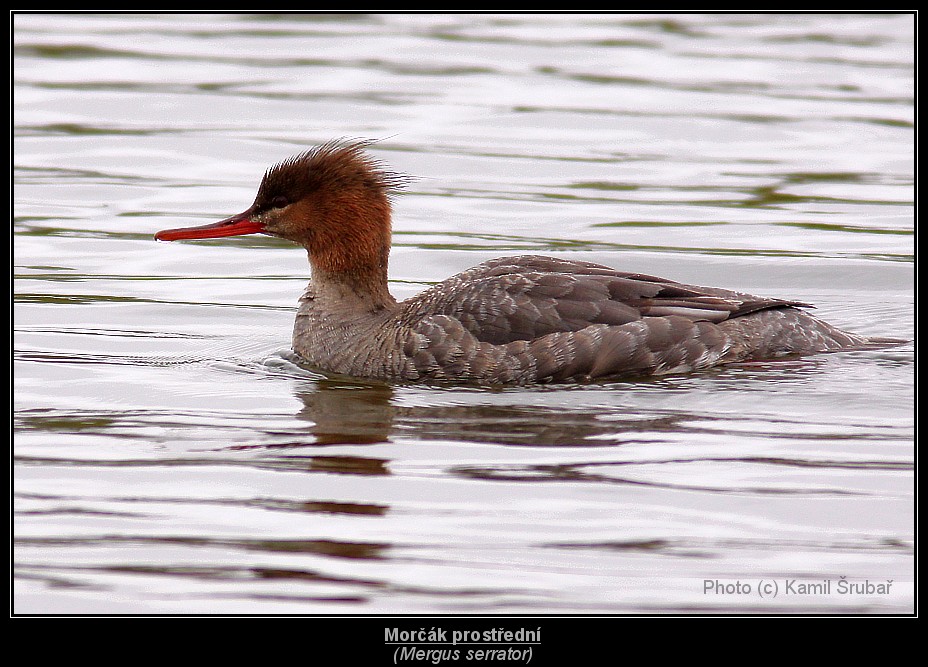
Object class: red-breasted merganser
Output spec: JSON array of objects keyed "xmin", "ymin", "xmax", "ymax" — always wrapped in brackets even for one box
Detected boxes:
[{"xmin": 155, "ymin": 139, "xmax": 902, "ymax": 384}]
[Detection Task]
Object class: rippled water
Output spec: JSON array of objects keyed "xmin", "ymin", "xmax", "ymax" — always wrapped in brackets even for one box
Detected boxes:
[{"xmin": 14, "ymin": 13, "xmax": 914, "ymax": 615}]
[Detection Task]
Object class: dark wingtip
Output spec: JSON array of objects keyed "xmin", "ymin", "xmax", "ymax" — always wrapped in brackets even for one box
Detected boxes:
[{"xmin": 855, "ymin": 336, "xmax": 910, "ymax": 350}]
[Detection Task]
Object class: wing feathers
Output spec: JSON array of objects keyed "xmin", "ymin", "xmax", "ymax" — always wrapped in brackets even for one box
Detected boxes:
[{"xmin": 402, "ymin": 255, "xmax": 804, "ymax": 346}]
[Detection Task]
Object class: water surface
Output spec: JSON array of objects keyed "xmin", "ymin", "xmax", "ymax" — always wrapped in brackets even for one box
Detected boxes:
[{"xmin": 14, "ymin": 13, "xmax": 914, "ymax": 614}]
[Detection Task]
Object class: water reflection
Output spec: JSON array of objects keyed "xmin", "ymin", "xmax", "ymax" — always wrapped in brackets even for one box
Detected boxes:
[
  {"xmin": 293, "ymin": 377, "xmax": 693, "ymax": 447},
  {"xmin": 287, "ymin": 370, "xmax": 912, "ymax": 497},
  {"xmin": 294, "ymin": 379, "xmax": 395, "ymax": 445}
]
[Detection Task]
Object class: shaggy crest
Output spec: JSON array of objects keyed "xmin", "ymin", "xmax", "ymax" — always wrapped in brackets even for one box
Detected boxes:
[{"xmin": 254, "ymin": 139, "xmax": 409, "ymax": 210}]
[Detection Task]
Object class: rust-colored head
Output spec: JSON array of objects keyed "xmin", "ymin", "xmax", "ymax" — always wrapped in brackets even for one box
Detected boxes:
[{"xmin": 155, "ymin": 139, "xmax": 406, "ymax": 279}]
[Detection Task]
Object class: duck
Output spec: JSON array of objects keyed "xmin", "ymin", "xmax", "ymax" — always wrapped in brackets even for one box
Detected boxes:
[{"xmin": 155, "ymin": 139, "xmax": 902, "ymax": 384}]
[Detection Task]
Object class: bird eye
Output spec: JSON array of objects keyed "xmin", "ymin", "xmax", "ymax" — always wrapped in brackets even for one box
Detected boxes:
[{"xmin": 271, "ymin": 195, "xmax": 289, "ymax": 209}]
